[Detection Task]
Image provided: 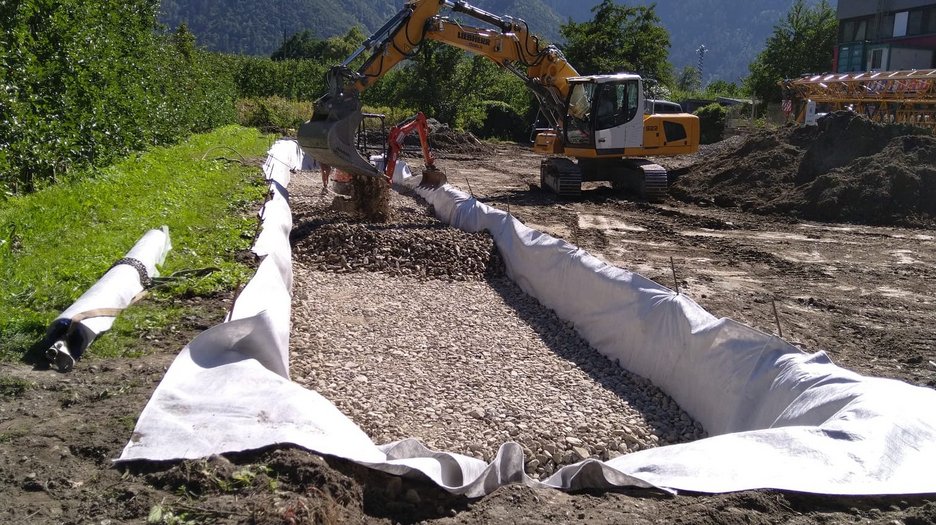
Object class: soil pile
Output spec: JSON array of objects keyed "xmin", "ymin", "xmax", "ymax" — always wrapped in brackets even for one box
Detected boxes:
[
  {"xmin": 672, "ymin": 112, "xmax": 936, "ymax": 226},
  {"xmin": 292, "ymin": 199, "xmax": 504, "ymax": 281},
  {"xmin": 426, "ymin": 121, "xmax": 493, "ymax": 155}
]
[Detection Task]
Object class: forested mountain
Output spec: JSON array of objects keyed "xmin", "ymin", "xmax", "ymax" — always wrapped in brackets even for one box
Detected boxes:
[{"xmin": 158, "ymin": 0, "xmax": 837, "ymax": 85}]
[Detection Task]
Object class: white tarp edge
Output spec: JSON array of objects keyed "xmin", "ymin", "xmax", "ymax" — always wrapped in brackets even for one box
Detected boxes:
[{"xmin": 118, "ymin": 140, "xmax": 936, "ymax": 497}]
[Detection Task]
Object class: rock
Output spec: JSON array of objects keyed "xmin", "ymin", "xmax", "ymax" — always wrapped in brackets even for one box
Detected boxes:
[{"xmin": 571, "ymin": 446, "xmax": 590, "ymax": 461}]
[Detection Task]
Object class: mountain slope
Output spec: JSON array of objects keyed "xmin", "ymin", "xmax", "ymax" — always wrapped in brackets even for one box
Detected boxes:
[{"xmin": 158, "ymin": 0, "xmax": 837, "ymax": 84}]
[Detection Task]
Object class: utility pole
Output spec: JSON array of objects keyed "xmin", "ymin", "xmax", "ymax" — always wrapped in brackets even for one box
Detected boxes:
[{"xmin": 697, "ymin": 44, "xmax": 708, "ymax": 90}]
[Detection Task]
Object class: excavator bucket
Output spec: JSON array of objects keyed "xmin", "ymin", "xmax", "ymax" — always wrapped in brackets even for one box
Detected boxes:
[
  {"xmin": 419, "ymin": 166, "xmax": 448, "ymax": 188},
  {"xmin": 297, "ymin": 93, "xmax": 380, "ymax": 179}
]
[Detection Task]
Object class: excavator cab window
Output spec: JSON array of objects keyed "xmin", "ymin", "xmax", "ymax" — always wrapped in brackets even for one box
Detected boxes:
[
  {"xmin": 594, "ymin": 80, "xmax": 640, "ymax": 130},
  {"xmin": 565, "ymin": 82, "xmax": 595, "ymax": 146}
]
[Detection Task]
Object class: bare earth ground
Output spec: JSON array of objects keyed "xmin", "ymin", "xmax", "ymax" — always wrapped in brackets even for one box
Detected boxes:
[{"xmin": 2, "ymin": 135, "xmax": 936, "ymax": 524}]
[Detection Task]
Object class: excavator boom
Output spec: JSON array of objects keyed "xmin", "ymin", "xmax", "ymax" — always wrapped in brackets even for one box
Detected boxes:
[
  {"xmin": 297, "ymin": 0, "xmax": 577, "ymax": 179},
  {"xmin": 298, "ymin": 0, "xmax": 698, "ymax": 201}
]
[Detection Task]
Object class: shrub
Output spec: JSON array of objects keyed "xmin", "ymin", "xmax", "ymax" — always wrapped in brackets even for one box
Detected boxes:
[
  {"xmin": 236, "ymin": 97, "xmax": 310, "ymax": 131},
  {"xmin": 694, "ymin": 103, "xmax": 728, "ymax": 144},
  {"xmin": 469, "ymin": 101, "xmax": 529, "ymax": 142}
]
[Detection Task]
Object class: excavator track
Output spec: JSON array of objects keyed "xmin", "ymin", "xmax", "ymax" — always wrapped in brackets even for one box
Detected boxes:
[
  {"xmin": 636, "ymin": 161, "xmax": 668, "ymax": 203},
  {"xmin": 540, "ymin": 157, "xmax": 582, "ymax": 197},
  {"xmin": 614, "ymin": 160, "xmax": 668, "ymax": 202}
]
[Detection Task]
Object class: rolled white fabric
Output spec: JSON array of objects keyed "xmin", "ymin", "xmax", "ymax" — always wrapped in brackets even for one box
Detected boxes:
[{"xmin": 44, "ymin": 227, "xmax": 171, "ymax": 370}]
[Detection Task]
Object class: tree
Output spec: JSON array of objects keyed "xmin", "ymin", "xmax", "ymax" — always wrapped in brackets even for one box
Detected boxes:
[
  {"xmin": 704, "ymin": 79, "xmax": 742, "ymax": 98},
  {"xmin": 560, "ymin": 0, "xmax": 672, "ymax": 84},
  {"xmin": 318, "ymin": 26, "xmax": 366, "ymax": 64},
  {"xmin": 271, "ymin": 30, "xmax": 320, "ymax": 61},
  {"xmin": 270, "ymin": 27, "xmax": 365, "ymax": 63},
  {"xmin": 745, "ymin": 0, "xmax": 836, "ymax": 103},
  {"xmin": 677, "ymin": 65, "xmax": 700, "ymax": 92}
]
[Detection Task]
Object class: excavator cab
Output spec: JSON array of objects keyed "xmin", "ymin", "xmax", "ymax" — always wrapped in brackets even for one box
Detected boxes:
[{"xmin": 562, "ymin": 75, "xmax": 646, "ymax": 153}]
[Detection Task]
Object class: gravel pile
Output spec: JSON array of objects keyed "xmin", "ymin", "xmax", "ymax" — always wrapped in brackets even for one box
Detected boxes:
[
  {"xmin": 292, "ymin": 201, "xmax": 503, "ymax": 281},
  {"xmin": 289, "ymin": 179, "xmax": 705, "ymax": 479}
]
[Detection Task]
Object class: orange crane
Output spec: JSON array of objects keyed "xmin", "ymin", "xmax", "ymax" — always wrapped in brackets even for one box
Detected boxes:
[{"xmin": 782, "ymin": 69, "xmax": 936, "ymax": 129}]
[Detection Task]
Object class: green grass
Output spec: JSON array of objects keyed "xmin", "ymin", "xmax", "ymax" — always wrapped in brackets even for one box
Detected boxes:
[
  {"xmin": 0, "ymin": 126, "xmax": 274, "ymax": 360},
  {"xmin": 0, "ymin": 375, "xmax": 35, "ymax": 397}
]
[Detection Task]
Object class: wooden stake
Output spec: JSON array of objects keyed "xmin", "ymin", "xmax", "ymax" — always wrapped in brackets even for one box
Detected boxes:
[
  {"xmin": 670, "ymin": 256, "xmax": 680, "ymax": 295},
  {"xmin": 465, "ymin": 177, "xmax": 474, "ymax": 198},
  {"xmin": 772, "ymin": 299, "xmax": 783, "ymax": 338}
]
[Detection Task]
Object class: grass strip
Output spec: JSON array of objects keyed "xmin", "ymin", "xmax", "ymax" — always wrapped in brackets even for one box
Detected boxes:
[{"xmin": 0, "ymin": 125, "xmax": 274, "ymax": 360}]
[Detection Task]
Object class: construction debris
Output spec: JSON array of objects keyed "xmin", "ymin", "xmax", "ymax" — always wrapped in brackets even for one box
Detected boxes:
[{"xmin": 349, "ymin": 173, "xmax": 392, "ymax": 223}]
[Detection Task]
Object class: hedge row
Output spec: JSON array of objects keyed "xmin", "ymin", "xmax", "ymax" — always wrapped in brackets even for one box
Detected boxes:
[{"xmin": 0, "ymin": 1, "xmax": 239, "ymax": 193}]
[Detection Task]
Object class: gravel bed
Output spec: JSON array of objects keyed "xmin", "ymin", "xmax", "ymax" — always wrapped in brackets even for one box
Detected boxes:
[{"xmin": 288, "ymin": 175, "xmax": 705, "ymax": 479}]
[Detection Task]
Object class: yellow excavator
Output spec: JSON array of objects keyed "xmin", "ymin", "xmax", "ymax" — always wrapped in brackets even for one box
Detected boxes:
[{"xmin": 298, "ymin": 0, "xmax": 699, "ymax": 201}]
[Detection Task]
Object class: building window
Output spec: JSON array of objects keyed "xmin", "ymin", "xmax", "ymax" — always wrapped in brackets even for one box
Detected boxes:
[
  {"xmin": 870, "ymin": 48, "xmax": 884, "ymax": 70},
  {"xmin": 856, "ymin": 19, "xmax": 868, "ymax": 40},
  {"xmin": 908, "ymin": 9, "xmax": 924, "ymax": 35},
  {"xmin": 894, "ymin": 11, "xmax": 908, "ymax": 37},
  {"xmin": 840, "ymin": 17, "xmax": 874, "ymax": 42},
  {"xmin": 880, "ymin": 14, "xmax": 895, "ymax": 38}
]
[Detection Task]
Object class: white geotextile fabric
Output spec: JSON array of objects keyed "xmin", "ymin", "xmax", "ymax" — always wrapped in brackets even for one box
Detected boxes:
[
  {"xmin": 55, "ymin": 227, "xmax": 171, "ymax": 337},
  {"xmin": 119, "ymin": 141, "xmax": 936, "ymax": 497}
]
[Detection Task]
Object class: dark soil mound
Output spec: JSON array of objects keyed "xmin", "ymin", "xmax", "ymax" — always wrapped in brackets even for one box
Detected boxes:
[
  {"xmin": 426, "ymin": 119, "xmax": 494, "ymax": 155},
  {"xmin": 672, "ymin": 112, "xmax": 935, "ymax": 226}
]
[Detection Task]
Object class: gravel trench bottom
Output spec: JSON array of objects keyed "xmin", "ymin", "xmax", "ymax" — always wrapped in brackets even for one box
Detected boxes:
[{"xmin": 289, "ymin": 181, "xmax": 704, "ymax": 479}]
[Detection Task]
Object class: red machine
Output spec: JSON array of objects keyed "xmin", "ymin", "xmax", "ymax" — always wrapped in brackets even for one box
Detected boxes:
[{"xmin": 383, "ymin": 112, "xmax": 446, "ymax": 186}]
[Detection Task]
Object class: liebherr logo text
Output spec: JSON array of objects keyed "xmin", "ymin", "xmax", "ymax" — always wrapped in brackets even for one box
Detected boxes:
[{"xmin": 458, "ymin": 32, "xmax": 490, "ymax": 46}]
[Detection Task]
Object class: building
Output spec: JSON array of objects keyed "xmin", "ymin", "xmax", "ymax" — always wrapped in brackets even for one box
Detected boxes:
[{"xmin": 836, "ymin": 1, "xmax": 936, "ymax": 72}]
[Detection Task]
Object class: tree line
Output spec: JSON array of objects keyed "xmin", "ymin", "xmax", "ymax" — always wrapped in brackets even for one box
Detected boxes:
[{"xmin": 1, "ymin": 0, "xmax": 836, "ymax": 195}]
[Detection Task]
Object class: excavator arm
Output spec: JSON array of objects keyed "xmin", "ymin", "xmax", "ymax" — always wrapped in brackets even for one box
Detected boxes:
[
  {"xmin": 298, "ymin": 0, "xmax": 581, "ymax": 179},
  {"xmin": 385, "ymin": 113, "xmax": 435, "ymax": 181}
]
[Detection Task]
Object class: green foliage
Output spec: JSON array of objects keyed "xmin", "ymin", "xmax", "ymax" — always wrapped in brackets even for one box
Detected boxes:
[
  {"xmin": 0, "ymin": 126, "xmax": 271, "ymax": 361},
  {"xmin": 467, "ymin": 101, "xmax": 529, "ymax": 142},
  {"xmin": 235, "ymin": 97, "xmax": 311, "ymax": 131},
  {"xmin": 232, "ymin": 56, "xmax": 328, "ymax": 101},
  {"xmin": 746, "ymin": 0, "xmax": 837, "ymax": 103},
  {"xmin": 704, "ymin": 80, "xmax": 744, "ymax": 99},
  {"xmin": 560, "ymin": 0, "xmax": 672, "ymax": 83},
  {"xmin": 271, "ymin": 27, "xmax": 366, "ymax": 63},
  {"xmin": 271, "ymin": 30, "xmax": 321, "ymax": 60},
  {"xmin": 694, "ymin": 103, "xmax": 728, "ymax": 144},
  {"xmin": 677, "ymin": 65, "xmax": 701, "ymax": 92},
  {"xmin": 359, "ymin": 44, "xmax": 533, "ymax": 132},
  {"xmin": 0, "ymin": 1, "xmax": 238, "ymax": 194}
]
